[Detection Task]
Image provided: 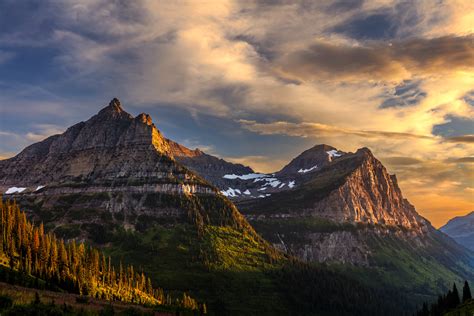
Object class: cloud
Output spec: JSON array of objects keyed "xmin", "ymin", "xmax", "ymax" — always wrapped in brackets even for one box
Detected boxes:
[
  {"xmin": 238, "ymin": 119, "xmax": 434, "ymax": 140},
  {"xmin": 381, "ymin": 156, "xmax": 423, "ymax": 165},
  {"xmin": 444, "ymin": 135, "xmax": 474, "ymax": 143},
  {"xmin": 224, "ymin": 155, "xmax": 287, "ymax": 173},
  {"xmin": 275, "ymin": 35, "xmax": 474, "ymax": 82},
  {"xmin": 25, "ymin": 124, "xmax": 65, "ymax": 142},
  {"xmin": 450, "ymin": 157, "xmax": 474, "ymax": 163}
]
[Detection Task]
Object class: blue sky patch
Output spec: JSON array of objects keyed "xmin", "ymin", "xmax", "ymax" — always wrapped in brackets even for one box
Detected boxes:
[{"xmin": 379, "ymin": 80, "xmax": 426, "ymax": 109}]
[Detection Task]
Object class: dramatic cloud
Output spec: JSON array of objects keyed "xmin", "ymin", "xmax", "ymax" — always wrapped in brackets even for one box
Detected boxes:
[{"xmin": 275, "ymin": 35, "xmax": 474, "ymax": 82}]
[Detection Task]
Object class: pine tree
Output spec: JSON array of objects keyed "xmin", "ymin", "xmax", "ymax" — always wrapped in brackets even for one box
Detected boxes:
[
  {"xmin": 451, "ymin": 283, "xmax": 461, "ymax": 307},
  {"xmin": 463, "ymin": 280, "xmax": 472, "ymax": 302}
]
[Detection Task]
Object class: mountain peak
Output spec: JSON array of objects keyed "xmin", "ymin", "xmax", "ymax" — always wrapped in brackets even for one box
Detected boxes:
[
  {"xmin": 96, "ymin": 98, "xmax": 132, "ymax": 120},
  {"xmin": 277, "ymin": 144, "xmax": 344, "ymax": 175}
]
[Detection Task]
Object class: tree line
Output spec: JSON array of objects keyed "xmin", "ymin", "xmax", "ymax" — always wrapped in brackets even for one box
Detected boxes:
[
  {"xmin": 0, "ymin": 198, "xmax": 204, "ymax": 312},
  {"xmin": 415, "ymin": 281, "xmax": 472, "ymax": 316}
]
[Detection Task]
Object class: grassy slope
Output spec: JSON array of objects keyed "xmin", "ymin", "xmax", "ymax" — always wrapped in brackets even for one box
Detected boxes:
[
  {"xmin": 0, "ymin": 281, "xmax": 172, "ymax": 315},
  {"xmin": 249, "ymin": 216, "xmax": 474, "ymax": 307},
  {"xmin": 103, "ymin": 224, "xmax": 290, "ymax": 315},
  {"xmin": 443, "ymin": 299, "xmax": 474, "ymax": 315}
]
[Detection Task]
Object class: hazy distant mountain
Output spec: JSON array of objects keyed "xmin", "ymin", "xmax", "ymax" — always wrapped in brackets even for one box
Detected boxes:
[{"xmin": 440, "ymin": 212, "xmax": 474, "ymax": 251}]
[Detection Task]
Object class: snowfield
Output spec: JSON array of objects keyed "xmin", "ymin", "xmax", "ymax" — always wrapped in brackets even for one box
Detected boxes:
[
  {"xmin": 5, "ymin": 187, "xmax": 27, "ymax": 194},
  {"xmin": 223, "ymin": 173, "xmax": 268, "ymax": 180}
]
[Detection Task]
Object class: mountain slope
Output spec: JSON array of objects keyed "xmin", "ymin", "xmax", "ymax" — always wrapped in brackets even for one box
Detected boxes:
[
  {"xmin": 168, "ymin": 139, "xmax": 254, "ymax": 188},
  {"xmin": 173, "ymin": 142, "xmax": 474, "ymax": 295},
  {"xmin": 441, "ymin": 212, "xmax": 474, "ymax": 251}
]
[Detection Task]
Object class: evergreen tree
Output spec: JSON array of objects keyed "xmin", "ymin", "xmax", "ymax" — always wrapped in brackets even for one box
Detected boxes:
[
  {"xmin": 463, "ymin": 280, "xmax": 472, "ymax": 302},
  {"xmin": 452, "ymin": 283, "xmax": 461, "ymax": 307}
]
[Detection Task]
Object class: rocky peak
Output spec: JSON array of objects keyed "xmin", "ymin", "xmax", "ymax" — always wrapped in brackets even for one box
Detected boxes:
[
  {"xmin": 0, "ymin": 98, "xmax": 175, "ymax": 185},
  {"xmin": 96, "ymin": 98, "xmax": 132, "ymax": 121},
  {"xmin": 316, "ymin": 148, "xmax": 427, "ymax": 229},
  {"xmin": 136, "ymin": 113, "xmax": 153, "ymax": 126},
  {"xmin": 277, "ymin": 144, "xmax": 344, "ymax": 176}
]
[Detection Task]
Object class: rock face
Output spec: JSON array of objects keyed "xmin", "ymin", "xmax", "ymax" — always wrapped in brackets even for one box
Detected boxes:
[
  {"xmin": 302, "ymin": 148, "xmax": 426, "ymax": 229},
  {"xmin": 440, "ymin": 212, "xmax": 474, "ymax": 251},
  {"xmin": 0, "ymin": 99, "xmax": 252, "ymax": 240},
  {"xmin": 173, "ymin": 142, "xmax": 473, "ymax": 276}
]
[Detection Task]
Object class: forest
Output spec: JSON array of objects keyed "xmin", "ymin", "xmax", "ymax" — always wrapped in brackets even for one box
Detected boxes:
[
  {"xmin": 415, "ymin": 281, "xmax": 472, "ymax": 316},
  {"xmin": 0, "ymin": 198, "xmax": 204, "ymax": 313}
]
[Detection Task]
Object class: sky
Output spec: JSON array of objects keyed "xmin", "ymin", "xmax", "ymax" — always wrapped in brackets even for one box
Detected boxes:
[{"xmin": 0, "ymin": 0, "xmax": 472, "ymax": 227}]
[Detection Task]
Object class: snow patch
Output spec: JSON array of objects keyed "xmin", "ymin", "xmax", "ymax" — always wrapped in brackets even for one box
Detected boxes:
[
  {"xmin": 5, "ymin": 187, "xmax": 27, "ymax": 194},
  {"xmin": 298, "ymin": 165, "xmax": 318, "ymax": 173},
  {"xmin": 243, "ymin": 189, "xmax": 251, "ymax": 195},
  {"xmin": 35, "ymin": 185, "xmax": 45, "ymax": 191},
  {"xmin": 326, "ymin": 150, "xmax": 342, "ymax": 158},
  {"xmin": 223, "ymin": 173, "xmax": 267, "ymax": 180},
  {"xmin": 263, "ymin": 179, "xmax": 281, "ymax": 188},
  {"xmin": 288, "ymin": 181, "xmax": 295, "ymax": 188},
  {"xmin": 220, "ymin": 187, "xmax": 240, "ymax": 197}
]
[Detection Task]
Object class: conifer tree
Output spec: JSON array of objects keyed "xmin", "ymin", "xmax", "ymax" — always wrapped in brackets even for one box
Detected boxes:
[
  {"xmin": 452, "ymin": 283, "xmax": 461, "ymax": 307},
  {"xmin": 463, "ymin": 280, "xmax": 472, "ymax": 303}
]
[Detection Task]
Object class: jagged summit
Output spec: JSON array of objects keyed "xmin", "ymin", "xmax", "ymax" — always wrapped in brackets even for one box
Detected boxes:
[
  {"xmin": 277, "ymin": 143, "xmax": 345, "ymax": 175},
  {"xmin": 0, "ymin": 99, "xmax": 176, "ymax": 185},
  {"xmin": 96, "ymin": 98, "xmax": 132, "ymax": 120}
]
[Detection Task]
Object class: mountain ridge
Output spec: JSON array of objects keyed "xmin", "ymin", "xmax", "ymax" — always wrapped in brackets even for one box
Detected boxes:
[{"xmin": 441, "ymin": 211, "xmax": 474, "ymax": 251}]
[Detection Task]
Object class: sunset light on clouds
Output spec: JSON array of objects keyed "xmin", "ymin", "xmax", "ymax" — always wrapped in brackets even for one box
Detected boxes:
[{"xmin": 0, "ymin": 0, "xmax": 472, "ymax": 227}]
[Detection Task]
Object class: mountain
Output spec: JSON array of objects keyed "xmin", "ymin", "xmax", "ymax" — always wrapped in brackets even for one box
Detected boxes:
[
  {"xmin": 441, "ymin": 212, "xmax": 474, "ymax": 251},
  {"xmin": 0, "ymin": 98, "xmax": 288, "ymax": 313},
  {"xmin": 173, "ymin": 141, "xmax": 474, "ymax": 294},
  {"xmin": 0, "ymin": 98, "xmax": 251, "ymax": 232},
  {"xmin": 168, "ymin": 139, "xmax": 254, "ymax": 188},
  {"xmin": 1, "ymin": 98, "xmax": 417, "ymax": 315}
]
